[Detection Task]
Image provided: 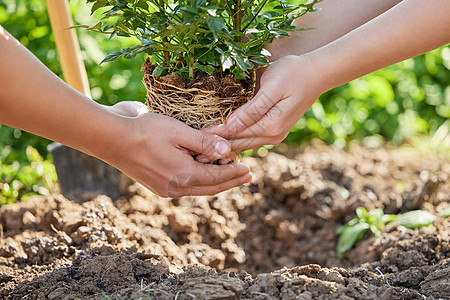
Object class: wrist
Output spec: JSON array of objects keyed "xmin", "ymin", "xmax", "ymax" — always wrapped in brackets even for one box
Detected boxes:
[
  {"xmin": 76, "ymin": 105, "xmax": 131, "ymax": 164},
  {"xmin": 290, "ymin": 53, "xmax": 329, "ymax": 97},
  {"xmin": 300, "ymin": 49, "xmax": 344, "ymax": 94}
]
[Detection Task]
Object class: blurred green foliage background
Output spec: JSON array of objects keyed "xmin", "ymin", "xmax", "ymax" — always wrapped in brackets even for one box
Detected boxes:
[{"xmin": 0, "ymin": 0, "xmax": 449, "ymax": 203}]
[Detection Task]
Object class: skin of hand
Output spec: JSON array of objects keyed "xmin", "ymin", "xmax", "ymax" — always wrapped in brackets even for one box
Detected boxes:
[
  {"xmin": 0, "ymin": 26, "xmax": 252, "ymax": 197},
  {"xmin": 199, "ymin": 0, "xmax": 450, "ymax": 164},
  {"xmin": 202, "ymin": 55, "xmax": 320, "ymax": 164}
]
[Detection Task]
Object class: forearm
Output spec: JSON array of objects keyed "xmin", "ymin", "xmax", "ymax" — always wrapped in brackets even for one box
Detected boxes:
[
  {"xmin": 267, "ymin": 0, "xmax": 402, "ymax": 60},
  {"xmin": 308, "ymin": 0, "xmax": 450, "ymax": 92},
  {"xmin": 0, "ymin": 26, "xmax": 124, "ymax": 159}
]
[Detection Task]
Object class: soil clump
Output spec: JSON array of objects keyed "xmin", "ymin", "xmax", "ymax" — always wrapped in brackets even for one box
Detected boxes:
[{"xmin": 0, "ymin": 142, "xmax": 449, "ymax": 299}]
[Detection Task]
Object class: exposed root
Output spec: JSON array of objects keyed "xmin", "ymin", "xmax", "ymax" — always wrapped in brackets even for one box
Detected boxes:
[{"xmin": 142, "ymin": 58, "xmax": 256, "ymax": 129}]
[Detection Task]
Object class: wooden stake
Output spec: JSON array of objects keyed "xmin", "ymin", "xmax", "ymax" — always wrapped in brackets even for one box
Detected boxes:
[{"xmin": 46, "ymin": 0, "xmax": 91, "ymax": 97}]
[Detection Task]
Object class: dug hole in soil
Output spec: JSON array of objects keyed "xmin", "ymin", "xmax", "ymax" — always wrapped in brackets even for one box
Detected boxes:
[{"xmin": 0, "ymin": 141, "xmax": 449, "ymax": 299}]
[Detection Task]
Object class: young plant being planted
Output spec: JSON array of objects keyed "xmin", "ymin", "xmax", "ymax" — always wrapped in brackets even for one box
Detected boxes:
[{"xmin": 83, "ymin": 0, "xmax": 320, "ymax": 129}]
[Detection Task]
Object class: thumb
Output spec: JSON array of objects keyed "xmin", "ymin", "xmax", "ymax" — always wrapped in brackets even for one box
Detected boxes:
[
  {"xmin": 178, "ymin": 127, "xmax": 231, "ymax": 162},
  {"xmin": 226, "ymin": 84, "xmax": 279, "ymax": 133}
]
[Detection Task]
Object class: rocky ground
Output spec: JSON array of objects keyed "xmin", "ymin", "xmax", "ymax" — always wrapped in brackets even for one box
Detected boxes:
[{"xmin": 0, "ymin": 142, "xmax": 449, "ymax": 299}]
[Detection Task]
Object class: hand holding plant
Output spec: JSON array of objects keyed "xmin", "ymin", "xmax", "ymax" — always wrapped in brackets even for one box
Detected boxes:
[
  {"xmin": 108, "ymin": 111, "xmax": 253, "ymax": 197},
  {"xmin": 0, "ymin": 25, "xmax": 251, "ymax": 198},
  {"xmin": 201, "ymin": 54, "xmax": 320, "ymax": 163},
  {"xmin": 83, "ymin": 0, "xmax": 320, "ymax": 133},
  {"xmin": 204, "ymin": 0, "xmax": 450, "ymax": 161}
]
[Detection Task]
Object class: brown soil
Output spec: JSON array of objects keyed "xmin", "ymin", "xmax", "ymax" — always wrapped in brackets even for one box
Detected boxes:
[
  {"xmin": 142, "ymin": 58, "xmax": 255, "ymax": 129},
  {"xmin": 0, "ymin": 141, "xmax": 449, "ymax": 299}
]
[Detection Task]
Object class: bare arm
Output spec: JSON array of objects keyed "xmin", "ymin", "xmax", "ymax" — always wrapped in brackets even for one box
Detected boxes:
[
  {"xmin": 0, "ymin": 26, "xmax": 119, "ymax": 157},
  {"xmin": 311, "ymin": 0, "xmax": 449, "ymax": 91},
  {"xmin": 0, "ymin": 26, "xmax": 251, "ymax": 197},
  {"xmin": 205, "ymin": 0, "xmax": 450, "ymax": 160},
  {"xmin": 267, "ymin": 0, "xmax": 402, "ymax": 60}
]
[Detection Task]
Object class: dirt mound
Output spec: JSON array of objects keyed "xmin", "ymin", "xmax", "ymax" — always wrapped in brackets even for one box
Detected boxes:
[{"xmin": 0, "ymin": 142, "xmax": 449, "ymax": 299}]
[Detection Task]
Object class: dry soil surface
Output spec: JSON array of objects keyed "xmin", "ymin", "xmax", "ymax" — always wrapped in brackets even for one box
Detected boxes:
[{"xmin": 0, "ymin": 142, "xmax": 449, "ymax": 299}]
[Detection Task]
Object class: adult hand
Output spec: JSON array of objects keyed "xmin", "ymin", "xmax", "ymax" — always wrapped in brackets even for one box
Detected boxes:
[
  {"xmin": 1, "ymin": 25, "xmax": 251, "ymax": 198},
  {"xmin": 199, "ymin": 55, "xmax": 321, "ymax": 164},
  {"xmin": 103, "ymin": 110, "xmax": 252, "ymax": 198},
  {"xmin": 200, "ymin": 0, "xmax": 450, "ymax": 165}
]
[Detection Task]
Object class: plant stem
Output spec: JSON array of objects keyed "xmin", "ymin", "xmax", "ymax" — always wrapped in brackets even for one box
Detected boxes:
[
  {"xmin": 242, "ymin": 0, "xmax": 268, "ymax": 31},
  {"xmin": 234, "ymin": 0, "xmax": 242, "ymax": 41},
  {"xmin": 189, "ymin": 56, "xmax": 194, "ymax": 79},
  {"xmin": 159, "ymin": 0, "xmax": 170, "ymax": 62}
]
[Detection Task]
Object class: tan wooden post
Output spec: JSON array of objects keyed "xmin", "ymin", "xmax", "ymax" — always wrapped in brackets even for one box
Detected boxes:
[{"xmin": 46, "ymin": 0, "xmax": 91, "ymax": 97}]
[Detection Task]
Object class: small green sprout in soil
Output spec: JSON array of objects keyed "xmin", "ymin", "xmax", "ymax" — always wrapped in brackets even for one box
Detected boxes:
[
  {"xmin": 439, "ymin": 207, "xmax": 450, "ymax": 217},
  {"xmin": 336, "ymin": 207, "xmax": 440, "ymax": 258}
]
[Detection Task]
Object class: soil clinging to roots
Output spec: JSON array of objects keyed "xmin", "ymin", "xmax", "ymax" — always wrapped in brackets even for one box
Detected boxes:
[{"xmin": 142, "ymin": 58, "xmax": 256, "ymax": 129}]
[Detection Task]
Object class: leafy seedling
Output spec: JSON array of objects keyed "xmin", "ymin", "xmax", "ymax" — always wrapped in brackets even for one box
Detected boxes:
[
  {"xmin": 336, "ymin": 207, "xmax": 395, "ymax": 258},
  {"xmin": 337, "ymin": 207, "xmax": 438, "ymax": 258},
  {"xmin": 394, "ymin": 210, "xmax": 436, "ymax": 229}
]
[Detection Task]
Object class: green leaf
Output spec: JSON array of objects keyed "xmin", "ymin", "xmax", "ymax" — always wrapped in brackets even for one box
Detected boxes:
[
  {"xmin": 91, "ymin": 0, "xmax": 108, "ymax": 15},
  {"xmin": 100, "ymin": 51, "xmax": 123, "ymax": 64},
  {"xmin": 395, "ymin": 210, "xmax": 436, "ymax": 229},
  {"xmin": 355, "ymin": 207, "xmax": 368, "ymax": 220},
  {"xmin": 368, "ymin": 208, "xmax": 384, "ymax": 220},
  {"xmin": 152, "ymin": 64, "xmax": 166, "ymax": 77},
  {"xmin": 231, "ymin": 68, "xmax": 246, "ymax": 80},
  {"xmin": 197, "ymin": 49, "xmax": 216, "ymax": 65},
  {"xmin": 206, "ymin": 15, "xmax": 225, "ymax": 40},
  {"xmin": 382, "ymin": 214, "xmax": 397, "ymax": 224},
  {"xmin": 336, "ymin": 223, "xmax": 370, "ymax": 258},
  {"xmin": 439, "ymin": 208, "xmax": 450, "ymax": 217},
  {"xmin": 135, "ymin": 0, "xmax": 148, "ymax": 10},
  {"xmin": 194, "ymin": 62, "xmax": 215, "ymax": 75},
  {"xmin": 250, "ymin": 56, "xmax": 269, "ymax": 65}
]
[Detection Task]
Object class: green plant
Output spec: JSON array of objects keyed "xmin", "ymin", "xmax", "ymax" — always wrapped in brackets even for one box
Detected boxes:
[
  {"xmin": 439, "ymin": 207, "xmax": 450, "ymax": 217},
  {"xmin": 336, "ymin": 207, "xmax": 438, "ymax": 258},
  {"xmin": 0, "ymin": 146, "xmax": 57, "ymax": 205},
  {"xmin": 82, "ymin": 0, "xmax": 320, "ymax": 79},
  {"xmin": 1, "ymin": 0, "xmax": 448, "ymax": 205}
]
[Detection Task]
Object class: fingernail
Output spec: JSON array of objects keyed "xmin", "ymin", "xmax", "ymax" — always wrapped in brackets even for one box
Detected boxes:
[
  {"xmin": 235, "ymin": 162, "xmax": 251, "ymax": 172},
  {"xmin": 197, "ymin": 156, "xmax": 210, "ymax": 164},
  {"xmin": 214, "ymin": 140, "xmax": 229, "ymax": 156},
  {"xmin": 228, "ymin": 115, "xmax": 245, "ymax": 131}
]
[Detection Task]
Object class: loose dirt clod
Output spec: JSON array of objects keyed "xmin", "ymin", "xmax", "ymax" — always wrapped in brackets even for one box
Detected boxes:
[
  {"xmin": 142, "ymin": 58, "xmax": 256, "ymax": 129},
  {"xmin": 0, "ymin": 142, "xmax": 449, "ymax": 299}
]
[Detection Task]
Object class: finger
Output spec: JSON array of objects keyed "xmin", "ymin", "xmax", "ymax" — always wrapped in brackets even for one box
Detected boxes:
[
  {"xmin": 169, "ymin": 173, "xmax": 252, "ymax": 197},
  {"xmin": 191, "ymin": 161, "xmax": 250, "ymax": 185},
  {"xmin": 226, "ymin": 88, "xmax": 279, "ymax": 133},
  {"xmin": 228, "ymin": 136, "xmax": 274, "ymax": 153},
  {"xmin": 205, "ymin": 96, "xmax": 285, "ymax": 141},
  {"xmin": 166, "ymin": 162, "xmax": 250, "ymax": 196},
  {"xmin": 222, "ymin": 95, "xmax": 298, "ymax": 142},
  {"xmin": 197, "ymin": 127, "xmax": 273, "ymax": 163},
  {"xmin": 178, "ymin": 126, "xmax": 232, "ymax": 161},
  {"xmin": 195, "ymin": 150, "xmax": 239, "ymax": 164},
  {"xmin": 201, "ymin": 124, "xmax": 235, "ymax": 138}
]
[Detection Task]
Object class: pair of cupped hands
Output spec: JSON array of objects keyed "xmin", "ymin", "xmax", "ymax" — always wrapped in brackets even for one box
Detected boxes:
[{"xmin": 111, "ymin": 55, "xmax": 320, "ymax": 198}]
